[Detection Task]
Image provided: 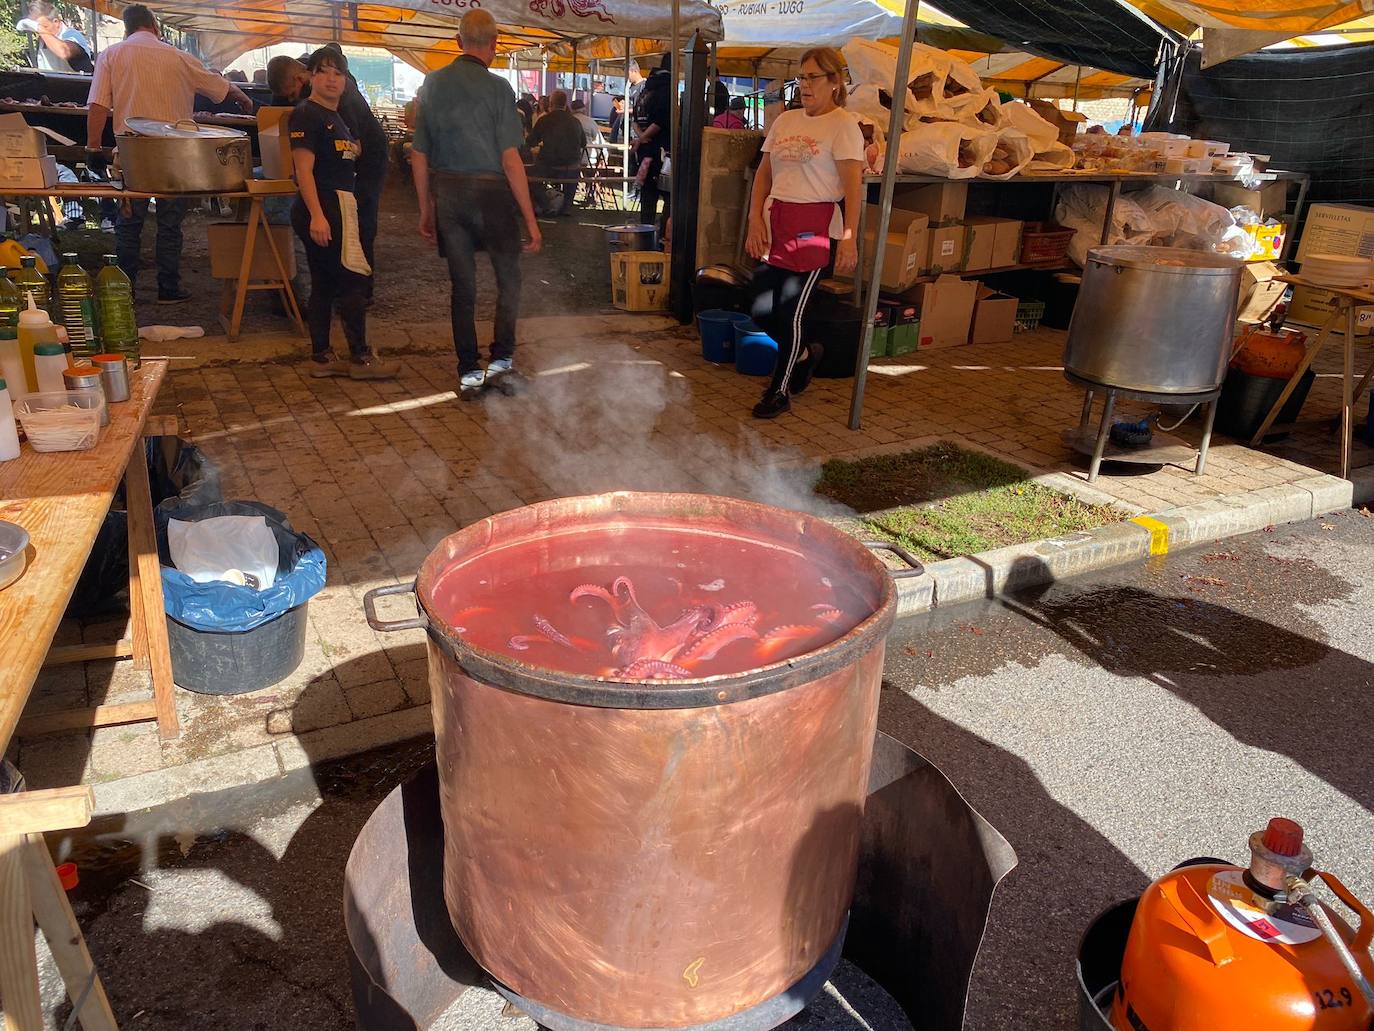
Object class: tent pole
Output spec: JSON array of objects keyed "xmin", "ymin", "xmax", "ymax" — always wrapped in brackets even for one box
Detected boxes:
[
  {"xmin": 670, "ymin": 0, "xmax": 681, "ymax": 232},
  {"xmin": 1072, "ymin": 65, "xmax": 1082, "ymax": 111},
  {"xmin": 847, "ymin": 0, "xmax": 919, "ymax": 432},
  {"xmin": 572, "ymin": 43, "xmax": 578, "ymax": 100},
  {"xmin": 624, "ymin": 37, "xmax": 633, "ymax": 212},
  {"xmin": 751, "ymin": 60, "xmax": 760, "ymax": 129}
]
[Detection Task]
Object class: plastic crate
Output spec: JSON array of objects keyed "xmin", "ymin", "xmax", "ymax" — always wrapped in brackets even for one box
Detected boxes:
[
  {"xmin": 610, "ymin": 251, "xmax": 669, "ymax": 311},
  {"xmin": 1014, "ymin": 300, "xmax": 1045, "ymax": 333}
]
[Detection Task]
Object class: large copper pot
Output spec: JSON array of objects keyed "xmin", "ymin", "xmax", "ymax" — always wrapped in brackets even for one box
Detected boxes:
[{"xmin": 364, "ymin": 493, "xmax": 920, "ymax": 1030}]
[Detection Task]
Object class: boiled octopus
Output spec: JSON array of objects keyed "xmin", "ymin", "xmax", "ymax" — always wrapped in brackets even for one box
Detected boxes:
[{"xmin": 507, "ymin": 576, "xmax": 844, "ymax": 680}]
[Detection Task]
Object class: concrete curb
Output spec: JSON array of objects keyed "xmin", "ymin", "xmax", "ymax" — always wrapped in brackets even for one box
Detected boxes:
[{"xmin": 893, "ymin": 473, "xmax": 1354, "ymax": 617}]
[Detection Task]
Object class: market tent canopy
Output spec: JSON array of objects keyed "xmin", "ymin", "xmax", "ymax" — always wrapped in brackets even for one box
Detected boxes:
[
  {"xmin": 80, "ymin": 0, "xmax": 723, "ymax": 70},
  {"xmin": 1124, "ymin": 0, "xmax": 1374, "ymax": 63}
]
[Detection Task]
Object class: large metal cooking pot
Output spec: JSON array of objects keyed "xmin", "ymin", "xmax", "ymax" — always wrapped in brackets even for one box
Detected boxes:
[
  {"xmin": 1065, "ymin": 246, "xmax": 1243, "ymax": 396},
  {"xmin": 117, "ymin": 118, "xmax": 250, "ymax": 193},
  {"xmin": 363, "ymin": 492, "xmax": 921, "ymax": 1031}
]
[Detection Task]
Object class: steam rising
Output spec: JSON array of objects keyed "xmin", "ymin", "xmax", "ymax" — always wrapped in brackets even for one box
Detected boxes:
[{"xmin": 481, "ymin": 341, "xmax": 850, "ymax": 517}]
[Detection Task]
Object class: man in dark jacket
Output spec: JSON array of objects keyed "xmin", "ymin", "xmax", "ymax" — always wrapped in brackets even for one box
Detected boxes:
[
  {"xmin": 527, "ymin": 89, "xmax": 585, "ymax": 216},
  {"xmin": 631, "ymin": 56, "xmax": 672, "ymax": 227},
  {"xmin": 268, "ymin": 49, "xmax": 388, "ymax": 299}
]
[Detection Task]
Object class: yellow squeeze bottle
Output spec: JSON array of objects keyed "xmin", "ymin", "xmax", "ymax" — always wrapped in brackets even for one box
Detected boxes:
[{"xmin": 17, "ymin": 292, "xmax": 59, "ymax": 394}]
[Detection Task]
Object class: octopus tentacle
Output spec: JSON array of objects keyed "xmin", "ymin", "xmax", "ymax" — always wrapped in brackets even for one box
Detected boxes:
[
  {"xmin": 754, "ymin": 623, "xmax": 822, "ymax": 661},
  {"xmin": 616, "ymin": 658, "xmax": 694, "ymax": 680},
  {"xmin": 811, "ymin": 605, "xmax": 843, "ymax": 624},
  {"xmin": 678, "ymin": 623, "xmax": 760, "ymax": 665},
  {"xmin": 533, "ymin": 614, "xmax": 575, "ymax": 649}
]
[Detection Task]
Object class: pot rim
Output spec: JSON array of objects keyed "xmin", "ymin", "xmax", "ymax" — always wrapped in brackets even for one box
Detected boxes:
[
  {"xmin": 1085, "ymin": 245, "xmax": 1242, "ymax": 275},
  {"xmin": 413, "ymin": 491, "xmax": 899, "ymax": 710}
]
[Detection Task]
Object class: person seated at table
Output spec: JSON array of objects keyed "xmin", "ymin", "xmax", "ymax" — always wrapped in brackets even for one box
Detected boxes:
[
  {"xmin": 288, "ymin": 48, "xmax": 398, "ymax": 380},
  {"xmin": 527, "ymin": 90, "xmax": 585, "ymax": 217},
  {"xmin": 569, "ymin": 98, "xmax": 604, "ymax": 160}
]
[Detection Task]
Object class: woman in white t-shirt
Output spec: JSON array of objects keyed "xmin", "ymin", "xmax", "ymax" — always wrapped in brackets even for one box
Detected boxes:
[{"xmin": 743, "ymin": 47, "xmax": 864, "ymax": 419}]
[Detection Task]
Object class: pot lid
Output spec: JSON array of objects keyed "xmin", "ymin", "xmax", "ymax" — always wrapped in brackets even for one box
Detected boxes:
[
  {"xmin": 122, "ymin": 117, "xmax": 247, "ymax": 139},
  {"xmin": 1086, "ymin": 245, "xmax": 1242, "ymax": 275}
]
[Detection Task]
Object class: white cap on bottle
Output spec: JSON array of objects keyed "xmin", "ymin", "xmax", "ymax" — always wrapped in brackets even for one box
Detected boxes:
[{"xmin": 18, "ymin": 292, "xmax": 51, "ymax": 328}]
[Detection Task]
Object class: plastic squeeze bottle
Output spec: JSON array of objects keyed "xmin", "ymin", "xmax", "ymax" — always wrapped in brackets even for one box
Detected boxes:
[
  {"xmin": 0, "ymin": 328, "xmax": 24, "ymax": 402},
  {"xmin": 0, "ymin": 377, "xmax": 20, "ymax": 462},
  {"xmin": 17, "ymin": 293, "xmax": 59, "ymax": 395},
  {"xmin": 34, "ymin": 342, "xmax": 68, "ymax": 393}
]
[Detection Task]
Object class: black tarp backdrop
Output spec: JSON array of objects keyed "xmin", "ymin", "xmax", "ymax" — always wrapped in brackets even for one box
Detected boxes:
[
  {"xmin": 927, "ymin": 0, "xmax": 1176, "ymax": 79},
  {"xmin": 1149, "ymin": 41, "xmax": 1374, "ymax": 210}
]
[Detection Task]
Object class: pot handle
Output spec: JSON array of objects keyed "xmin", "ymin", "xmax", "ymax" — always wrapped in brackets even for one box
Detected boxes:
[
  {"xmin": 864, "ymin": 540, "xmax": 926, "ymax": 580},
  {"xmin": 362, "ymin": 581, "xmax": 428, "ymax": 633}
]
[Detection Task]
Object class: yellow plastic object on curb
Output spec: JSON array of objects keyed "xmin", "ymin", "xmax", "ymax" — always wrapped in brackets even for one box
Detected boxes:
[{"xmin": 0, "ymin": 239, "xmax": 48, "ymax": 275}]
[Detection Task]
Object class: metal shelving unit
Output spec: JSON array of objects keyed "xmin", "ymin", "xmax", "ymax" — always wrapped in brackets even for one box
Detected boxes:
[{"xmin": 846, "ymin": 167, "xmax": 1311, "ymax": 428}]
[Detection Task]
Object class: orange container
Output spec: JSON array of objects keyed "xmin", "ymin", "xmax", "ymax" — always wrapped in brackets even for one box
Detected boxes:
[
  {"xmin": 1232, "ymin": 327, "xmax": 1307, "ymax": 380},
  {"xmin": 1111, "ymin": 820, "xmax": 1373, "ymax": 1031}
]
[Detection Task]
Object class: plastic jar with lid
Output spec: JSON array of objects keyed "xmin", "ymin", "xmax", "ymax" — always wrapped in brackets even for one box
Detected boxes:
[{"xmin": 34, "ymin": 342, "xmax": 68, "ymax": 394}]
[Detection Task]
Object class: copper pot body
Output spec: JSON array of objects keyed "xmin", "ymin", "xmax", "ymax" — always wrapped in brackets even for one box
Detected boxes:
[{"xmin": 415, "ymin": 493, "xmax": 897, "ymax": 1029}]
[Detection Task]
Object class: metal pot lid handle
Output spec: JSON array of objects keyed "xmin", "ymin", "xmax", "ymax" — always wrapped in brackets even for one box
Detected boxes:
[
  {"xmin": 864, "ymin": 540, "xmax": 926, "ymax": 580},
  {"xmin": 363, "ymin": 581, "xmax": 428, "ymax": 632}
]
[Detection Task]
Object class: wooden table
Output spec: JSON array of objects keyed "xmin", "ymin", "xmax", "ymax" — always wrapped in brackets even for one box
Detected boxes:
[
  {"xmin": 1250, "ymin": 275, "xmax": 1374, "ymax": 478},
  {"xmin": 0, "ymin": 181, "xmax": 305, "ymax": 343},
  {"xmin": 0, "ymin": 361, "xmax": 178, "ymax": 1030}
]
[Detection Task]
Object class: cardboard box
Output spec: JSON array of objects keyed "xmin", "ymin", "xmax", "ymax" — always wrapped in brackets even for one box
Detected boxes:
[
  {"xmin": 870, "ymin": 305, "xmax": 892, "ymax": 358},
  {"xmin": 887, "ymin": 299, "xmax": 920, "ymax": 355},
  {"xmin": 1237, "ymin": 261, "xmax": 1285, "ymax": 324},
  {"xmin": 0, "ymin": 113, "xmax": 74, "ymax": 159},
  {"xmin": 0, "ymin": 155, "xmax": 58, "ymax": 189},
  {"xmin": 852, "ymin": 206, "xmax": 929, "ymax": 292},
  {"xmin": 1289, "ymin": 203, "xmax": 1374, "ymax": 332},
  {"xmin": 908, "ymin": 275, "xmax": 977, "ymax": 350},
  {"xmin": 924, "ymin": 224, "xmax": 965, "ymax": 275},
  {"xmin": 893, "ymin": 182, "xmax": 967, "ymax": 224},
  {"xmin": 1028, "ymin": 100, "xmax": 1088, "ymax": 147},
  {"xmin": 970, "ymin": 285, "xmax": 1018, "ymax": 345},
  {"xmin": 988, "ymin": 217, "xmax": 1023, "ymax": 268},
  {"xmin": 611, "ymin": 250, "xmax": 669, "ymax": 311},
  {"xmin": 207, "ymin": 222, "xmax": 297, "ymax": 280},
  {"xmin": 962, "ymin": 218, "xmax": 996, "ymax": 272},
  {"xmin": 1210, "ymin": 181, "xmax": 1289, "ymax": 218},
  {"xmin": 257, "ymin": 107, "xmax": 294, "ymax": 181}
]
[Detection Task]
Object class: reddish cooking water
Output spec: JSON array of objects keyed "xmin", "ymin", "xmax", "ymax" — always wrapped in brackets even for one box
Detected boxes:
[{"xmin": 429, "ymin": 526, "xmax": 875, "ymax": 680}]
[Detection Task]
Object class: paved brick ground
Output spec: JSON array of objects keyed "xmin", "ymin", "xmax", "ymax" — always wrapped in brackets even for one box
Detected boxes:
[{"xmin": 12, "ymin": 315, "xmax": 1368, "ymax": 796}]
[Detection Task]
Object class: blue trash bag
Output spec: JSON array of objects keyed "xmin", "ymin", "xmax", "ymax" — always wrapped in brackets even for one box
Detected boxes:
[{"xmin": 155, "ymin": 501, "xmax": 327, "ymax": 633}]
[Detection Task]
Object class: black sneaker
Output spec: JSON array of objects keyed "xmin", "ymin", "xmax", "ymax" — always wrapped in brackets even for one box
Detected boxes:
[
  {"xmin": 752, "ymin": 390, "xmax": 791, "ymax": 420},
  {"xmin": 790, "ymin": 342, "xmax": 825, "ymax": 396},
  {"xmin": 156, "ymin": 288, "xmax": 192, "ymax": 304}
]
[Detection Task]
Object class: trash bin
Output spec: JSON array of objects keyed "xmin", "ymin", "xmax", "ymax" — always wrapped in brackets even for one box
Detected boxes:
[
  {"xmin": 156, "ymin": 501, "xmax": 326, "ymax": 695},
  {"xmin": 70, "ymin": 436, "xmax": 221, "ymax": 618}
]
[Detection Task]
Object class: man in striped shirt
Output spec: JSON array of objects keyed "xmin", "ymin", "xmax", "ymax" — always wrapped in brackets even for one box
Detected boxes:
[{"xmin": 85, "ymin": 4, "xmax": 253, "ymax": 303}]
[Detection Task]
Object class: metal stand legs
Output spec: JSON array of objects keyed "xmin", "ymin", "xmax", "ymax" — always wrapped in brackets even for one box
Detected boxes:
[{"xmin": 1089, "ymin": 391, "xmax": 1116, "ymax": 483}]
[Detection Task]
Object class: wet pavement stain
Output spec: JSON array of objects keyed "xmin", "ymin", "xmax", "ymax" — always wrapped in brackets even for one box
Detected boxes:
[{"xmin": 888, "ymin": 530, "xmax": 1356, "ymax": 692}]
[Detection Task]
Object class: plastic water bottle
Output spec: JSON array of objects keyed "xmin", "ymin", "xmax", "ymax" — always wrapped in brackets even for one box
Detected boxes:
[
  {"xmin": 0, "ymin": 378, "xmax": 20, "ymax": 462},
  {"xmin": 0, "ymin": 271, "xmax": 19, "ymax": 331},
  {"xmin": 56, "ymin": 253, "xmax": 98, "ymax": 360},
  {"xmin": 95, "ymin": 255, "xmax": 139, "ymax": 366},
  {"xmin": 13, "ymin": 256, "xmax": 49, "ymax": 316}
]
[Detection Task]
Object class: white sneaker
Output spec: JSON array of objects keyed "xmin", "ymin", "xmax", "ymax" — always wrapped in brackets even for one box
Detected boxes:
[
  {"xmin": 487, "ymin": 357, "xmax": 513, "ymax": 376},
  {"xmin": 460, "ymin": 369, "xmax": 485, "ymax": 391}
]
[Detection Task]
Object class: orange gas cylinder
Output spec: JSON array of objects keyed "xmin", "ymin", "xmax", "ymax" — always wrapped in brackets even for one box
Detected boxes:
[
  {"xmin": 1231, "ymin": 328, "xmax": 1308, "ymax": 379},
  {"xmin": 1111, "ymin": 819, "xmax": 1374, "ymax": 1031}
]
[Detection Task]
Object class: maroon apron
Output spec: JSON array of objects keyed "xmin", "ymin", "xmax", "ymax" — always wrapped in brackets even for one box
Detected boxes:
[{"xmin": 767, "ymin": 199, "xmax": 836, "ymax": 273}]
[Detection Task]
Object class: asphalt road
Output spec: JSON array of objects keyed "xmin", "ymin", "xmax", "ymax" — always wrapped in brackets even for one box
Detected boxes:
[{"xmin": 19, "ymin": 510, "xmax": 1374, "ymax": 1030}]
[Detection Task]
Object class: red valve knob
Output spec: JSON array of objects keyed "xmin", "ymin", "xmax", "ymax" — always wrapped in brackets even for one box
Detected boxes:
[{"xmin": 1262, "ymin": 817, "xmax": 1304, "ymax": 856}]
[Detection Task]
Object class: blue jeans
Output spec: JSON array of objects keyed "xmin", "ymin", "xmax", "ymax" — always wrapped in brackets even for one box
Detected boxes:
[{"xmin": 115, "ymin": 198, "xmax": 187, "ymax": 295}]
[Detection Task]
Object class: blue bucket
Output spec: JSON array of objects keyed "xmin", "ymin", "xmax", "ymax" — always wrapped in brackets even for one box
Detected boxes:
[
  {"xmin": 734, "ymin": 320, "xmax": 778, "ymax": 377},
  {"xmin": 697, "ymin": 310, "xmax": 749, "ymax": 364}
]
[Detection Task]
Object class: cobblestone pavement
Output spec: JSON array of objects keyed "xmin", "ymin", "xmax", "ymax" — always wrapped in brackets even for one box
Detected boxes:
[{"xmin": 11, "ymin": 316, "xmax": 1369, "ymax": 796}]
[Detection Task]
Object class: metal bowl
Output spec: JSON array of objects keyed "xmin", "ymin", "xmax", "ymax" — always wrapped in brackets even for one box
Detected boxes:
[{"xmin": 0, "ymin": 519, "xmax": 29, "ymax": 591}]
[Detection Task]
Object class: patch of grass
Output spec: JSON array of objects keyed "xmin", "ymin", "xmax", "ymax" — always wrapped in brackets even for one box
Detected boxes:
[{"xmin": 817, "ymin": 441, "xmax": 1120, "ymax": 562}]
